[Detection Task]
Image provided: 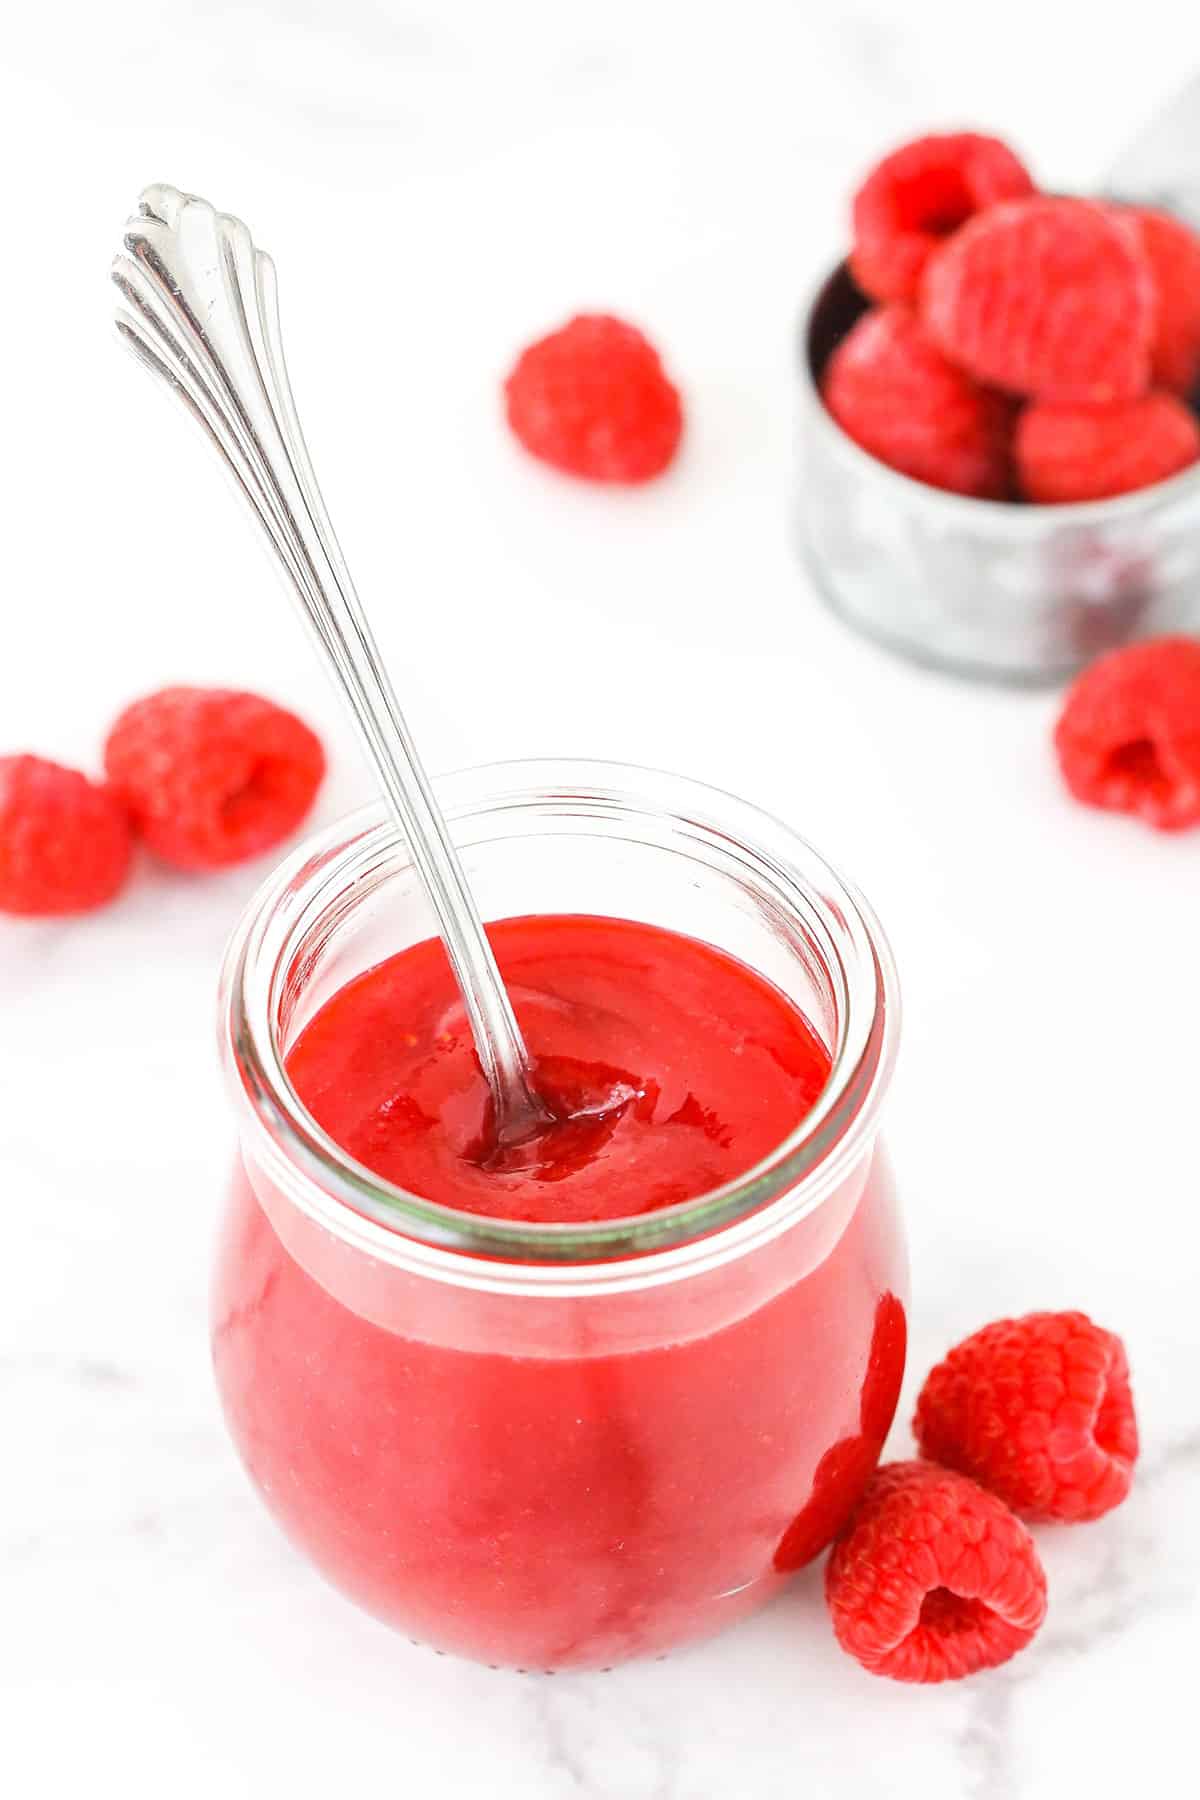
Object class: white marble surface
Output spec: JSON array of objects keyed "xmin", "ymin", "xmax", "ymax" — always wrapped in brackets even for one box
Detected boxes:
[{"xmin": 3, "ymin": 4, "xmax": 1199, "ymax": 1795}]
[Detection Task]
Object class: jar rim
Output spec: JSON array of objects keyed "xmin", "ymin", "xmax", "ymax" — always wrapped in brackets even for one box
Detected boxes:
[{"xmin": 221, "ymin": 758, "xmax": 900, "ymax": 1283}]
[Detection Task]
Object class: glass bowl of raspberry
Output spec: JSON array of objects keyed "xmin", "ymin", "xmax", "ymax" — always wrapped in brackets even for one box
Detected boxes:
[{"xmin": 797, "ymin": 132, "xmax": 1200, "ymax": 683}]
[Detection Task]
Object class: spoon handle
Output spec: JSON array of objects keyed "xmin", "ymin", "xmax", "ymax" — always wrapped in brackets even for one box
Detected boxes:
[{"xmin": 112, "ymin": 184, "xmax": 544, "ymax": 1139}]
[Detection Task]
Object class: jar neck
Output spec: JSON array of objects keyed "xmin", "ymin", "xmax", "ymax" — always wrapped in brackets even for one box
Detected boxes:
[{"xmin": 221, "ymin": 760, "xmax": 899, "ymax": 1287}]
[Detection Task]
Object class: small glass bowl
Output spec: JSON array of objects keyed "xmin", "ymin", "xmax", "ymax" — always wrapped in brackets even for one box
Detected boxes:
[{"xmin": 796, "ymin": 262, "xmax": 1200, "ymax": 685}]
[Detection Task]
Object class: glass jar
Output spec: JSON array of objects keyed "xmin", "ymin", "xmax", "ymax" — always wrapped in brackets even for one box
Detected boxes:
[{"xmin": 212, "ymin": 760, "xmax": 906, "ymax": 1671}]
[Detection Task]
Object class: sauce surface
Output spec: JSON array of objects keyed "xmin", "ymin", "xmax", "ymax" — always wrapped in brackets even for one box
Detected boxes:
[{"xmin": 286, "ymin": 913, "xmax": 832, "ymax": 1224}]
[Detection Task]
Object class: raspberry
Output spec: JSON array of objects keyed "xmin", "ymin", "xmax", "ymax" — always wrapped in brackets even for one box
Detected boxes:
[
  {"xmin": 774, "ymin": 1291, "xmax": 907, "ymax": 1572},
  {"xmin": 921, "ymin": 197, "xmax": 1155, "ymax": 404},
  {"xmin": 825, "ymin": 1461, "xmax": 1047, "ymax": 1683},
  {"xmin": 1054, "ymin": 636, "xmax": 1200, "ymax": 830},
  {"xmin": 822, "ymin": 306, "xmax": 1012, "ymax": 498},
  {"xmin": 503, "ymin": 314, "xmax": 683, "ymax": 483},
  {"xmin": 1127, "ymin": 207, "xmax": 1200, "ymax": 396},
  {"xmin": 104, "ymin": 687, "xmax": 325, "ymax": 871},
  {"xmin": 914, "ymin": 1312, "xmax": 1138, "ymax": 1521},
  {"xmin": 1015, "ymin": 392, "xmax": 1200, "ymax": 503},
  {"xmin": 851, "ymin": 132, "xmax": 1036, "ymax": 304},
  {"xmin": 775, "ymin": 1437, "xmax": 881, "ymax": 1575},
  {"xmin": 0, "ymin": 756, "xmax": 131, "ymax": 916}
]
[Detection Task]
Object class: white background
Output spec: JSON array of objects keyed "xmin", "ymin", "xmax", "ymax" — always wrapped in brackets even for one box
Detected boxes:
[{"xmin": 2, "ymin": 4, "xmax": 1198, "ymax": 1796}]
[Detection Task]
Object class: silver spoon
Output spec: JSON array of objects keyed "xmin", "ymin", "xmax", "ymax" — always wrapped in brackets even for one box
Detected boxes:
[{"xmin": 111, "ymin": 184, "xmax": 548, "ymax": 1144}]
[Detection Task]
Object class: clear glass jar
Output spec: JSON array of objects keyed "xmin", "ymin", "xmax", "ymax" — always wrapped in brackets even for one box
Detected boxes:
[{"xmin": 212, "ymin": 760, "xmax": 906, "ymax": 1671}]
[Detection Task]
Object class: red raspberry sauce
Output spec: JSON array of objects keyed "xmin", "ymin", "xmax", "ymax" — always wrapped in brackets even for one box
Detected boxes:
[
  {"xmin": 284, "ymin": 914, "xmax": 832, "ymax": 1223},
  {"xmin": 212, "ymin": 915, "xmax": 907, "ymax": 1668}
]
